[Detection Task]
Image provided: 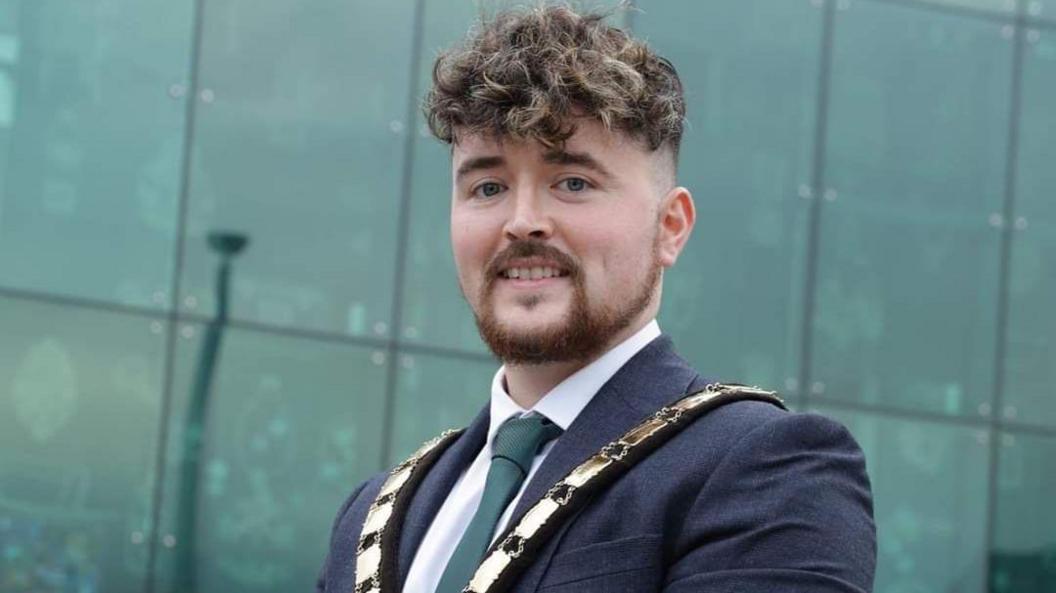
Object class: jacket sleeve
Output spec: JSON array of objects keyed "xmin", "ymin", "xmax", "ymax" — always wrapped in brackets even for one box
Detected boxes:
[
  {"xmin": 316, "ymin": 479, "xmax": 370, "ymax": 593},
  {"xmin": 663, "ymin": 412, "xmax": 877, "ymax": 593}
]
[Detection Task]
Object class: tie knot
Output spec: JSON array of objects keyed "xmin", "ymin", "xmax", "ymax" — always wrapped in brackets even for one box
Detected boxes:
[{"xmin": 491, "ymin": 413, "xmax": 563, "ymax": 475}]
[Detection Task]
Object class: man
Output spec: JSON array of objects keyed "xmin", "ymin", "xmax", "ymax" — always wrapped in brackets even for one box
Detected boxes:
[{"xmin": 318, "ymin": 6, "xmax": 876, "ymax": 593}]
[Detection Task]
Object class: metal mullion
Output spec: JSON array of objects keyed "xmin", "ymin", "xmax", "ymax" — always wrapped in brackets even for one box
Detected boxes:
[
  {"xmin": 378, "ymin": 0, "xmax": 428, "ymax": 470},
  {"xmin": 982, "ymin": 0, "xmax": 1028, "ymax": 587},
  {"xmin": 0, "ymin": 284, "xmax": 164, "ymax": 320},
  {"xmin": 798, "ymin": 0, "xmax": 837, "ymax": 410},
  {"xmin": 143, "ymin": 0, "xmax": 209, "ymax": 587}
]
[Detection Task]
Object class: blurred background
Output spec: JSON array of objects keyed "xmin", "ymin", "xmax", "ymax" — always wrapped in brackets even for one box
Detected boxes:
[{"xmin": 0, "ymin": 0, "xmax": 1053, "ymax": 591}]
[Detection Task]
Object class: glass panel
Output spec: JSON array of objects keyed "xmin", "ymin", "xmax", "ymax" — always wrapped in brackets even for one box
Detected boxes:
[
  {"xmin": 635, "ymin": 0, "xmax": 820, "ymax": 395},
  {"xmin": 400, "ymin": 0, "xmax": 627, "ymax": 353},
  {"xmin": 152, "ymin": 325, "xmax": 387, "ymax": 593},
  {"xmin": 814, "ymin": 1, "xmax": 1011, "ymax": 417},
  {"xmin": 177, "ymin": 0, "xmax": 416, "ymax": 337},
  {"xmin": 1027, "ymin": 1, "xmax": 1051, "ymax": 21},
  {"xmin": 389, "ymin": 352, "xmax": 496, "ymax": 464},
  {"xmin": 399, "ymin": 0, "xmax": 486, "ymax": 353},
  {"xmin": 815, "ymin": 406, "xmax": 991, "ymax": 593},
  {"xmin": 0, "ymin": 296, "xmax": 166, "ymax": 593},
  {"xmin": 1004, "ymin": 31, "xmax": 1056, "ymax": 428},
  {"xmin": 0, "ymin": 0, "xmax": 192, "ymax": 308},
  {"xmin": 921, "ymin": 0, "xmax": 1016, "ymax": 13},
  {"xmin": 991, "ymin": 431, "xmax": 1056, "ymax": 592}
]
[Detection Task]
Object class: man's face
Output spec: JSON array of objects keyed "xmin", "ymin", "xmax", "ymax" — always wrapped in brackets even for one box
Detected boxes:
[{"xmin": 450, "ymin": 119, "xmax": 686, "ymax": 364}]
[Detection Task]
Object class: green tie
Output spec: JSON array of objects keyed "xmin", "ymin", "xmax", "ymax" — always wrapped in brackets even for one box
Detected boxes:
[{"xmin": 435, "ymin": 413, "xmax": 563, "ymax": 593}]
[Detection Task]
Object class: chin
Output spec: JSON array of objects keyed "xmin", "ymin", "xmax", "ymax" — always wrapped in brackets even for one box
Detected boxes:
[
  {"xmin": 493, "ymin": 317, "xmax": 565, "ymax": 340},
  {"xmin": 495, "ymin": 306, "xmax": 568, "ymax": 331}
]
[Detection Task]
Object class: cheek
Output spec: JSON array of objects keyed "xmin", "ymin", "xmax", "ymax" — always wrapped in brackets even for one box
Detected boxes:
[
  {"xmin": 577, "ymin": 231, "xmax": 632, "ymax": 282},
  {"xmin": 450, "ymin": 212, "xmax": 497, "ymax": 283},
  {"xmin": 591, "ymin": 230, "xmax": 656, "ymax": 288},
  {"xmin": 594, "ymin": 216, "xmax": 653, "ymax": 261},
  {"xmin": 450, "ymin": 210, "xmax": 480, "ymax": 257}
]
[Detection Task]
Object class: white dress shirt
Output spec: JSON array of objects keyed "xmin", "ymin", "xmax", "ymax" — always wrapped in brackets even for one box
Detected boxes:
[{"xmin": 402, "ymin": 320, "xmax": 661, "ymax": 593}]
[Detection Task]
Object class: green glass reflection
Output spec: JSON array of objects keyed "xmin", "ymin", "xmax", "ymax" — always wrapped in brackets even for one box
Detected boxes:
[
  {"xmin": 1005, "ymin": 31, "xmax": 1056, "ymax": 429},
  {"xmin": 0, "ymin": 296, "xmax": 166, "ymax": 593},
  {"xmin": 991, "ymin": 431, "xmax": 1056, "ymax": 592},
  {"xmin": 177, "ymin": 0, "xmax": 417, "ymax": 337},
  {"xmin": 400, "ymin": 0, "xmax": 626, "ymax": 353},
  {"xmin": 152, "ymin": 325, "xmax": 387, "ymax": 593},
  {"xmin": 815, "ymin": 406, "xmax": 991, "ymax": 593},
  {"xmin": 1034, "ymin": 3, "xmax": 1051, "ymax": 21},
  {"xmin": 1032, "ymin": 2, "xmax": 1053, "ymax": 22},
  {"xmin": 399, "ymin": 0, "xmax": 486, "ymax": 354},
  {"xmin": 0, "ymin": 0, "xmax": 192, "ymax": 308},
  {"xmin": 814, "ymin": 1, "xmax": 1010, "ymax": 416},
  {"xmin": 920, "ymin": 0, "xmax": 1016, "ymax": 13},
  {"xmin": 389, "ymin": 352, "xmax": 496, "ymax": 465},
  {"xmin": 636, "ymin": 0, "xmax": 820, "ymax": 395}
]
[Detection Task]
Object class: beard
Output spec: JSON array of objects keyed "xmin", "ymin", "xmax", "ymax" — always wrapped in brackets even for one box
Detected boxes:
[{"xmin": 470, "ymin": 239, "xmax": 661, "ymax": 364}]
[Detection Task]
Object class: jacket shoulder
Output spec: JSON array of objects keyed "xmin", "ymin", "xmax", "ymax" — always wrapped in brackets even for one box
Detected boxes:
[
  {"xmin": 317, "ymin": 471, "xmax": 388, "ymax": 592},
  {"xmin": 664, "ymin": 403, "xmax": 876, "ymax": 592}
]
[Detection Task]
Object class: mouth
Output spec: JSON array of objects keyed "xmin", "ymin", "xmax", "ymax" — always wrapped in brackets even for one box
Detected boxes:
[{"xmin": 497, "ymin": 259, "xmax": 572, "ymax": 282}]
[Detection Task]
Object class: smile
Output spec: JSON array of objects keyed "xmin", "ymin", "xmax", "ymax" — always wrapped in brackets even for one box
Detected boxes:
[
  {"xmin": 496, "ymin": 257, "xmax": 573, "ymax": 281},
  {"xmin": 500, "ymin": 266, "xmax": 569, "ymax": 280}
]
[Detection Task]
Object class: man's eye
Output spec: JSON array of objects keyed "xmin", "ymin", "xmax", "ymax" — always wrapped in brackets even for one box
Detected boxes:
[
  {"xmin": 558, "ymin": 177, "xmax": 589, "ymax": 192},
  {"xmin": 475, "ymin": 182, "xmax": 504, "ymax": 198}
]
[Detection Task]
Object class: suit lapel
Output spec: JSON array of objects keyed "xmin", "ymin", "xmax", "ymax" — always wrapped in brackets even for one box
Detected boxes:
[
  {"xmin": 396, "ymin": 406, "xmax": 489, "ymax": 590},
  {"xmin": 391, "ymin": 336, "xmax": 708, "ymax": 592},
  {"xmin": 508, "ymin": 335, "xmax": 703, "ymax": 524}
]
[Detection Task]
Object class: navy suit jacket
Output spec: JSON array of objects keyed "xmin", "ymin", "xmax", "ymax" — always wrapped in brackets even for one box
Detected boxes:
[{"xmin": 318, "ymin": 336, "xmax": 876, "ymax": 592}]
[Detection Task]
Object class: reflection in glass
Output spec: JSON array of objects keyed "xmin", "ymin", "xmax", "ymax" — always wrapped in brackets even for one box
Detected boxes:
[
  {"xmin": 0, "ymin": 0, "xmax": 191, "ymax": 308},
  {"xmin": 177, "ymin": 0, "xmax": 417, "ymax": 337},
  {"xmin": 1005, "ymin": 31, "xmax": 1056, "ymax": 428},
  {"xmin": 992, "ymin": 431, "xmax": 1056, "ymax": 592},
  {"xmin": 636, "ymin": 0, "xmax": 820, "ymax": 394},
  {"xmin": 0, "ymin": 296, "xmax": 166, "ymax": 593},
  {"xmin": 172, "ymin": 231, "xmax": 248, "ymax": 593},
  {"xmin": 921, "ymin": 0, "xmax": 1016, "ymax": 13},
  {"xmin": 153, "ymin": 326, "xmax": 387, "ymax": 593},
  {"xmin": 817, "ymin": 407, "xmax": 990, "ymax": 593},
  {"xmin": 389, "ymin": 352, "xmax": 495, "ymax": 464},
  {"xmin": 814, "ymin": 1, "xmax": 1010, "ymax": 416}
]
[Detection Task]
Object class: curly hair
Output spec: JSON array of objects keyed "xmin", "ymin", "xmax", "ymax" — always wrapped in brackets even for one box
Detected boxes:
[{"xmin": 424, "ymin": 4, "xmax": 685, "ymax": 160}]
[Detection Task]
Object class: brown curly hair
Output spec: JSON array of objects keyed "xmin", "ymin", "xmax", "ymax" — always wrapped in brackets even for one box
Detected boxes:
[{"xmin": 424, "ymin": 4, "xmax": 685, "ymax": 162}]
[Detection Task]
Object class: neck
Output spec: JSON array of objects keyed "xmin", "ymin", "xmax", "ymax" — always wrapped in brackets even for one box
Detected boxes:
[
  {"xmin": 502, "ymin": 317, "xmax": 651, "ymax": 409},
  {"xmin": 503, "ymin": 360, "xmax": 580, "ymax": 409}
]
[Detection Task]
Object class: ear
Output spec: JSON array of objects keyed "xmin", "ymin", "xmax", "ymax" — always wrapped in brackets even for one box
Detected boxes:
[{"xmin": 656, "ymin": 186, "xmax": 695, "ymax": 268}]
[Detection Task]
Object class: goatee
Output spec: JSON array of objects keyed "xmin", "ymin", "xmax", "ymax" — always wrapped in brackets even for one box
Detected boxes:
[{"xmin": 472, "ymin": 240, "xmax": 660, "ymax": 364}]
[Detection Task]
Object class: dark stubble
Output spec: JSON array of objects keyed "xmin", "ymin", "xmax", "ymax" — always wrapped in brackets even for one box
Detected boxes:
[{"xmin": 472, "ymin": 239, "xmax": 660, "ymax": 364}]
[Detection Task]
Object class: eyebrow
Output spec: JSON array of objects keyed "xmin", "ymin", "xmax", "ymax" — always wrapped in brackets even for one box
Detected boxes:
[
  {"xmin": 454, "ymin": 150, "xmax": 614, "ymax": 182},
  {"xmin": 455, "ymin": 156, "xmax": 505, "ymax": 182},
  {"xmin": 542, "ymin": 150, "xmax": 613, "ymax": 179}
]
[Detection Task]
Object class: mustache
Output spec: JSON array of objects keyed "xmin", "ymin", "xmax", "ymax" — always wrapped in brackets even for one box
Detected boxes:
[{"xmin": 485, "ymin": 240, "xmax": 580, "ymax": 280}]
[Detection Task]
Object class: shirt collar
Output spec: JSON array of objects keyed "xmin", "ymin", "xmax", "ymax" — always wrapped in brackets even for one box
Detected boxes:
[{"xmin": 487, "ymin": 319, "xmax": 661, "ymax": 445}]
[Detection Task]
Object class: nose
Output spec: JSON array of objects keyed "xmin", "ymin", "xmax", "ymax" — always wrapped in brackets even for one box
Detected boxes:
[{"xmin": 503, "ymin": 188, "xmax": 553, "ymax": 241}]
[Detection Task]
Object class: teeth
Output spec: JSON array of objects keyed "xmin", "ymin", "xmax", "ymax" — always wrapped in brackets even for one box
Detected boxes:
[{"xmin": 504, "ymin": 267, "xmax": 563, "ymax": 279}]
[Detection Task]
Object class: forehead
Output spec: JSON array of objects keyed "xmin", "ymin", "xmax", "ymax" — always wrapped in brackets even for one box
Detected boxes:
[{"xmin": 451, "ymin": 119, "xmax": 645, "ymax": 168}]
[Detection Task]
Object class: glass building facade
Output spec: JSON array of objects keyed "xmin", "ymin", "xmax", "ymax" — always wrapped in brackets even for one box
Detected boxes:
[{"xmin": 0, "ymin": 0, "xmax": 1054, "ymax": 592}]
